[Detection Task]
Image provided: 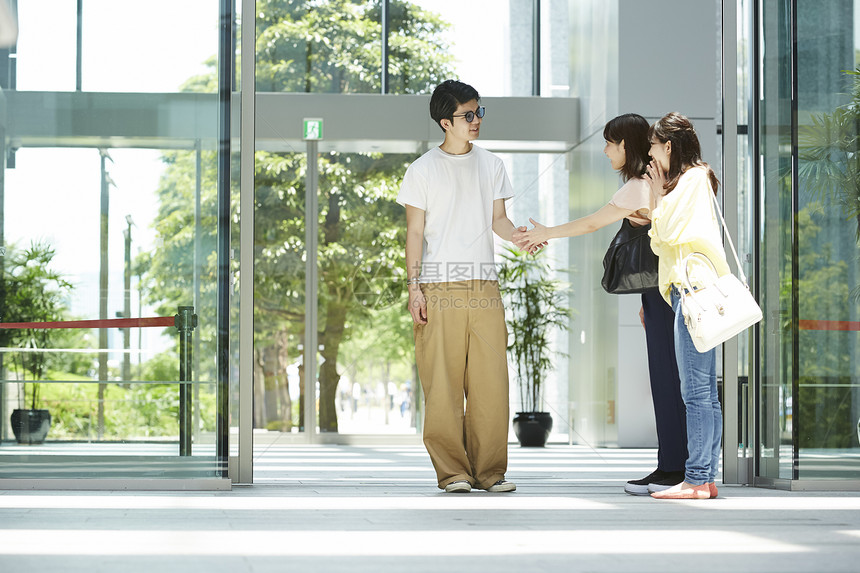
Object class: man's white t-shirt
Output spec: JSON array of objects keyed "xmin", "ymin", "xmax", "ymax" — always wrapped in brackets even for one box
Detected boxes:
[{"xmin": 396, "ymin": 144, "xmax": 514, "ymax": 283}]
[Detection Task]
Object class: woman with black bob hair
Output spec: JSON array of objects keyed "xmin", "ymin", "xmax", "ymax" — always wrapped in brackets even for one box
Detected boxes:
[
  {"xmin": 645, "ymin": 111, "xmax": 730, "ymax": 500},
  {"xmin": 516, "ymin": 113, "xmax": 688, "ymax": 496}
]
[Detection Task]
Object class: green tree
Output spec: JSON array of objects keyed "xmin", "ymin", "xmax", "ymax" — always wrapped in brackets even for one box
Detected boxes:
[{"xmin": 143, "ymin": 0, "xmax": 454, "ymax": 432}]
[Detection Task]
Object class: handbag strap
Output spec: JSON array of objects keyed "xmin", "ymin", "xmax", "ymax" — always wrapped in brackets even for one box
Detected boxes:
[
  {"xmin": 682, "ymin": 252, "xmax": 717, "ymax": 296},
  {"xmin": 708, "ymin": 191, "xmax": 748, "ymax": 286}
]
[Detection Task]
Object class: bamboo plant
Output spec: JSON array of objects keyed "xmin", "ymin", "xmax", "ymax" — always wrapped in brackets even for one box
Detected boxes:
[{"xmin": 498, "ymin": 247, "xmax": 571, "ymax": 413}]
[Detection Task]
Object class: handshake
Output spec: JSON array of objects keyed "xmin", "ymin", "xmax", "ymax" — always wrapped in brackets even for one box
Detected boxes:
[{"xmin": 511, "ymin": 218, "xmax": 550, "ymax": 254}]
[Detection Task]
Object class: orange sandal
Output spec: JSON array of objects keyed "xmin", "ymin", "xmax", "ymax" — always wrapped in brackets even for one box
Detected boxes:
[{"xmin": 650, "ymin": 482, "xmax": 711, "ymax": 500}]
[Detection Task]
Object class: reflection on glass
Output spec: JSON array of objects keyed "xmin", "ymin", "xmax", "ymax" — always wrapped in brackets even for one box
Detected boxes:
[
  {"xmin": 1, "ymin": 146, "xmax": 221, "ymax": 477},
  {"xmin": 315, "ymin": 147, "xmax": 419, "ymax": 435},
  {"xmin": 255, "ymin": 0, "xmax": 454, "ymax": 94},
  {"xmin": 759, "ymin": 0, "xmax": 860, "ymax": 481},
  {"xmin": 253, "ymin": 150, "xmax": 307, "ymax": 433},
  {"xmin": 15, "ymin": 0, "xmax": 217, "ymax": 93},
  {"xmin": 410, "ymin": 0, "xmax": 528, "ymax": 96},
  {"xmin": 1, "ymin": 1, "xmax": 224, "ymax": 479},
  {"xmin": 737, "ymin": 131, "xmax": 753, "ymax": 459},
  {"xmin": 794, "ymin": 0, "xmax": 860, "ymax": 479},
  {"xmin": 251, "ymin": 147, "xmax": 419, "ymax": 435},
  {"xmin": 502, "ymin": 152, "xmax": 570, "ymax": 440}
]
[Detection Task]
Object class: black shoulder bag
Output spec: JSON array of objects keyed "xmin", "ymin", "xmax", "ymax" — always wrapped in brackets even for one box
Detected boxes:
[{"xmin": 600, "ymin": 219, "xmax": 659, "ymax": 294}]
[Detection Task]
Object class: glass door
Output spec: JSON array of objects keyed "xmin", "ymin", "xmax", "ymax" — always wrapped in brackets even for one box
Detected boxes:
[
  {"xmin": 313, "ymin": 149, "xmax": 421, "ymax": 436},
  {"xmin": 757, "ymin": 0, "xmax": 795, "ymax": 482},
  {"xmin": 756, "ymin": 0, "xmax": 860, "ymax": 485},
  {"xmin": 0, "ymin": 0, "xmax": 231, "ymax": 484},
  {"xmin": 793, "ymin": 0, "xmax": 860, "ymax": 480}
]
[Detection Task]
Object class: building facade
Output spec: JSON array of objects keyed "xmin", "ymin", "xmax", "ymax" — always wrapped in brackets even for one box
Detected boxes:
[{"xmin": 0, "ymin": 0, "xmax": 857, "ymax": 490}]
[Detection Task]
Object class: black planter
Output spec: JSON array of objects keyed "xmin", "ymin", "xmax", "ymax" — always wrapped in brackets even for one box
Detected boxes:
[
  {"xmin": 513, "ymin": 411, "xmax": 553, "ymax": 447},
  {"xmin": 10, "ymin": 409, "xmax": 51, "ymax": 445}
]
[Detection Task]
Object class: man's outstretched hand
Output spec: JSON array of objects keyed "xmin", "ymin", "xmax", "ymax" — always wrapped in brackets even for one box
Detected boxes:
[{"xmin": 512, "ymin": 222, "xmax": 548, "ymax": 254}]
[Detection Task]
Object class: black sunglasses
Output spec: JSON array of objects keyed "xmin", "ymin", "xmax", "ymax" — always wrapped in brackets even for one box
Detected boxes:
[{"xmin": 452, "ymin": 106, "xmax": 485, "ymax": 123}]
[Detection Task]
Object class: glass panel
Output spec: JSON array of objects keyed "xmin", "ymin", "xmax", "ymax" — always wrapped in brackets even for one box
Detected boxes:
[
  {"xmin": 795, "ymin": 0, "xmax": 860, "ymax": 479},
  {"xmin": 410, "ymin": 0, "xmax": 532, "ymax": 97},
  {"xmin": 251, "ymin": 1, "xmax": 465, "ymax": 438},
  {"xmin": 249, "ymin": 0, "xmax": 572, "ymax": 439},
  {"xmin": 15, "ymin": 0, "xmax": 218, "ymax": 93},
  {"xmin": 81, "ymin": 0, "xmax": 219, "ymax": 93},
  {"xmin": 251, "ymin": 145, "xmax": 423, "ymax": 437},
  {"xmin": 255, "ymin": 0, "xmax": 454, "ymax": 94},
  {"xmin": 254, "ymin": 0, "xmax": 569, "ymax": 98},
  {"xmin": 737, "ymin": 127, "xmax": 755, "ymax": 462},
  {"xmin": 13, "ymin": 0, "xmax": 77, "ymax": 91},
  {"xmin": 0, "ymin": 3, "xmax": 226, "ymax": 481},
  {"xmin": 409, "ymin": 0, "xmax": 570, "ymax": 97},
  {"xmin": 502, "ymin": 151, "xmax": 570, "ymax": 441},
  {"xmin": 566, "ymin": 131, "xmax": 621, "ymax": 448},
  {"xmin": 253, "ymin": 147, "xmax": 307, "ymax": 435},
  {"xmin": 736, "ymin": 0, "xmax": 755, "ymax": 468},
  {"xmin": 758, "ymin": 0, "xmax": 794, "ymax": 480},
  {"xmin": 759, "ymin": 0, "xmax": 860, "ymax": 481},
  {"xmin": 1, "ymin": 145, "xmax": 222, "ymax": 479},
  {"xmin": 314, "ymin": 150, "xmax": 419, "ymax": 435}
]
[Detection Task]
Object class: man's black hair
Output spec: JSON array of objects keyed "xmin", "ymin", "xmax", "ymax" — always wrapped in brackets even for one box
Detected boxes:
[{"xmin": 429, "ymin": 80, "xmax": 480, "ymax": 132}]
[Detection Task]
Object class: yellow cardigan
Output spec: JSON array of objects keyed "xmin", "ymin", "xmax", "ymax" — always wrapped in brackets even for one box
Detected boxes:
[{"xmin": 649, "ymin": 166, "xmax": 731, "ymax": 305}]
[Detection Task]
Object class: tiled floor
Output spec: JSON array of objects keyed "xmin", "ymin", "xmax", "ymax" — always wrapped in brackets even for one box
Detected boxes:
[{"xmin": 2, "ymin": 443, "xmax": 860, "ymax": 572}]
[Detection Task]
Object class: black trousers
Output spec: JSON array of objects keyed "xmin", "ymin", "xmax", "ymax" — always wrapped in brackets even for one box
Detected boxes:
[{"xmin": 641, "ymin": 288, "xmax": 688, "ymax": 472}]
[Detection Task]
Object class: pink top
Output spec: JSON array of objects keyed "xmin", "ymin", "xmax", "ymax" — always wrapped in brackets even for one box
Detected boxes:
[{"xmin": 608, "ymin": 177, "xmax": 651, "ymax": 226}]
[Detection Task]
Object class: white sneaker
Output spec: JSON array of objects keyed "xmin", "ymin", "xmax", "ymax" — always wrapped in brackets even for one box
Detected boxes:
[
  {"xmin": 444, "ymin": 480, "xmax": 472, "ymax": 493},
  {"xmin": 486, "ymin": 479, "xmax": 516, "ymax": 492},
  {"xmin": 647, "ymin": 473, "xmax": 685, "ymax": 493}
]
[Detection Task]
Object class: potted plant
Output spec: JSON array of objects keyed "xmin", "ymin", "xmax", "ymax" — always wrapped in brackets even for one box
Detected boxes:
[
  {"xmin": 2, "ymin": 242, "xmax": 72, "ymax": 444},
  {"xmin": 10, "ymin": 372, "xmax": 52, "ymax": 445},
  {"xmin": 499, "ymin": 247, "xmax": 571, "ymax": 447}
]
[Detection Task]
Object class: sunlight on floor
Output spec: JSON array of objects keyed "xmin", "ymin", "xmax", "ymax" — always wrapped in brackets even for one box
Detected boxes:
[
  {"xmin": 0, "ymin": 494, "xmax": 614, "ymax": 511},
  {"xmin": 0, "ymin": 529, "xmax": 809, "ymax": 556}
]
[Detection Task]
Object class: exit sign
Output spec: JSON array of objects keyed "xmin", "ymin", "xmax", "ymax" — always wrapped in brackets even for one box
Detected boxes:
[{"xmin": 303, "ymin": 118, "xmax": 324, "ymax": 140}]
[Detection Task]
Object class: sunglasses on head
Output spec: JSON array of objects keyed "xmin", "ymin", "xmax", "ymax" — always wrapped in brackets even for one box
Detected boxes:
[{"xmin": 452, "ymin": 106, "xmax": 485, "ymax": 123}]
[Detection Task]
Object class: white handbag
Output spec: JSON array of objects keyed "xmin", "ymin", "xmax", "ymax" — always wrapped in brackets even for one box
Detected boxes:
[{"xmin": 679, "ymin": 194, "xmax": 763, "ymax": 353}]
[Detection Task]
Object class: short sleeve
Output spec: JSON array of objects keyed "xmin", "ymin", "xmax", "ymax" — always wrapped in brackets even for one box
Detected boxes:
[
  {"xmin": 494, "ymin": 157, "xmax": 514, "ymax": 201},
  {"xmin": 396, "ymin": 164, "xmax": 427, "ymax": 209},
  {"xmin": 609, "ymin": 177, "xmax": 651, "ymax": 215}
]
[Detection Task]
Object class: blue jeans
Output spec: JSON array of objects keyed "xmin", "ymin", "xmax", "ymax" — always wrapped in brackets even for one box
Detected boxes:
[{"xmin": 671, "ymin": 286, "xmax": 722, "ymax": 485}]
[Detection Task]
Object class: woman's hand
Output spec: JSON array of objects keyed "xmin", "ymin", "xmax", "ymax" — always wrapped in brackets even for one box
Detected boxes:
[
  {"xmin": 644, "ymin": 159, "xmax": 667, "ymax": 197},
  {"xmin": 512, "ymin": 218, "xmax": 551, "ymax": 253}
]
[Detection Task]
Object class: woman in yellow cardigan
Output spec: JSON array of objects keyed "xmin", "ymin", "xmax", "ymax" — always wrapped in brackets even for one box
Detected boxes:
[{"xmin": 645, "ymin": 112, "xmax": 730, "ymax": 500}]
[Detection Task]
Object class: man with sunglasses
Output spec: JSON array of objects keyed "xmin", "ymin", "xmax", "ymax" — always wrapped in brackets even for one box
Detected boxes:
[{"xmin": 397, "ymin": 80, "xmax": 528, "ymax": 494}]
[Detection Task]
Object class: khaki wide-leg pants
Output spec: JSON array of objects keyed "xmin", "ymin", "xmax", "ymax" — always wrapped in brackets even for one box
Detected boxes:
[{"xmin": 414, "ymin": 280, "xmax": 510, "ymax": 490}]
